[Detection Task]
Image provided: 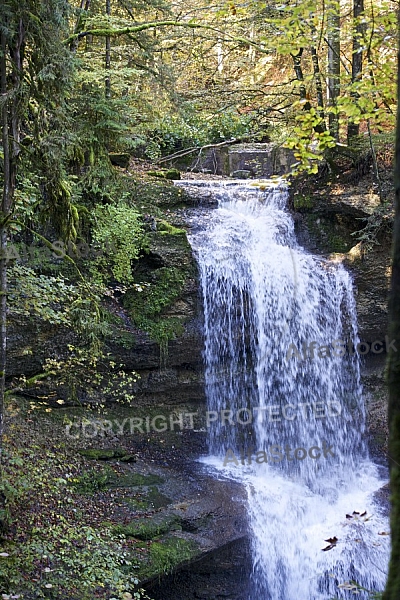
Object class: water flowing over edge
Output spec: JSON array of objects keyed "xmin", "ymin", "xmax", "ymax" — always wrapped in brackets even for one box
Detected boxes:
[{"xmin": 178, "ymin": 179, "xmax": 390, "ymax": 600}]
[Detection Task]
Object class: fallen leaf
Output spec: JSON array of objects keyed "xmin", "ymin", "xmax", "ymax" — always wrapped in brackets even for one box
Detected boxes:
[{"xmin": 324, "ymin": 537, "xmax": 338, "ymax": 544}]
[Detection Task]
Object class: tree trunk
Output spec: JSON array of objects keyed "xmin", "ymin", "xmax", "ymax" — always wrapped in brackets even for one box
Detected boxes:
[
  {"xmin": 105, "ymin": 0, "xmax": 111, "ymax": 98},
  {"xmin": 291, "ymin": 49, "xmax": 325, "ymax": 134},
  {"xmin": 0, "ymin": 32, "xmax": 9, "ymax": 453},
  {"xmin": 310, "ymin": 45, "xmax": 326, "ymax": 127},
  {"xmin": 291, "ymin": 49, "xmax": 311, "ymax": 110},
  {"xmin": 383, "ymin": 12, "xmax": 400, "ymax": 600},
  {"xmin": 0, "ymin": 18, "xmax": 23, "ymax": 456},
  {"xmin": 70, "ymin": 0, "xmax": 92, "ymax": 53},
  {"xmin": 348, "ymin": 0, "xmax": 364, "ymax": 141},
  {"xmin": 327, "ymin": 0, "xmax": 340, "ymax": 140}
]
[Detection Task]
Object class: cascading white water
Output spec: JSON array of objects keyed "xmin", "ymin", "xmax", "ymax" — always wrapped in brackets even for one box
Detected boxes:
[{"xmin": 178, "ymin": 179, "xmax": 390, "ymax": 600}]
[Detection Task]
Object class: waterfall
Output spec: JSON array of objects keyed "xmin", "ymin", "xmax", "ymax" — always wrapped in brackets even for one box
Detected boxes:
[{"xmin": 178, "ymin": 179, "xmax": 390, "ymax": 600}]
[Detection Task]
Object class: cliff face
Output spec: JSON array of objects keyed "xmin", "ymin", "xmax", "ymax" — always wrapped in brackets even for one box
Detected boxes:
[
  {"xmin": 7, "ymin": 174, "xmax": 392, "ymax": 410},
  {"xmin": 5, "ymin": 180, "xmax": 206, "ymax": 407},
  {"xmin": 292, "ymin": 183, "xmax": 391, "ymax": 344}
]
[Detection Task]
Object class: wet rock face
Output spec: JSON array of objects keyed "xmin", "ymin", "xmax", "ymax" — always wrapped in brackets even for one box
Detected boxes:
[
  {"xmin": 7, "ymin": 177, "xmax": 392, "ymax": 405},
  {"xmin": 146, "ymin": 537, "xmax": 252, "ymax": 600},
  {"xmin": 291, "ymin": 185, "xmax": 391, "ymax": 349},
  {"xmin": 6, "ymin": 182, "xmax": 206, "ymax": 407}
]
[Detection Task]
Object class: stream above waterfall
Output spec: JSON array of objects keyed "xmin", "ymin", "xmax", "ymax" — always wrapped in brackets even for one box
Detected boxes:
[{"xmin": 177, "ymin": 179, "xmax": 390, "ymax": 600}]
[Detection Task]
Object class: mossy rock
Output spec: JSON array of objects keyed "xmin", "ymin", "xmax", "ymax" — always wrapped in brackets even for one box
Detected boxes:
[
  {"xmin": 148, "ymin": 170, "xmax": 168, "ymax": 179},
  {"xmin": 157, "ymin": 220, "xmax": 186, "ymax": 236},
  {"xmin": 132, "ymin": 182, "xmax": 188, "ymax": 209},
  {"xmin": 71, "ymin": 468, "xmax": 113, "ymax": 494},
  {"xmin": 304, "ymin": 214, "xmax": 352, "ymax": 253},
  {"xmin": 147, "ymin": 169, "xmax": 181, "ymax": 181},
  {"xmin": 122, "ymin": 487, "xmax": 172, "ymax": 511},
  {"xmin": 72, "ymin": 469, "xmax": 164, "ymax": 494},
  {"xmin": 78, "ymin": 448, "xmax": 129, "ymax": 461},
  {"xmin": 164, "ymin": 169, "xmax": 181, "ymax": 180},
  {"xmin": 119, "ymin": 454, "xmax": 137, "ymax": 463},
  {"xmin": 139, "ymin": 536, "xmax": 199, "ymax": 579},
  {"xmin": 121, "ymin": 497, "xmax": 149, "ymax": 510},
  {"xmin": 293, "ymin": 193, "xmax": 314, "ymax": 211},
  {"xmin": 146, "ymin": 486, "xmax": 172, "ymax": 509},
  {"xmin": 124, "ymin": 265, "xmax": 188, "ymax": 344},
  {"xmin": 107, "ymin": 472, "xmax": 164, "ymax": 488},
  {"xmin": 114, "ymin": 514, "xmax": 182, "ymax": 540}
]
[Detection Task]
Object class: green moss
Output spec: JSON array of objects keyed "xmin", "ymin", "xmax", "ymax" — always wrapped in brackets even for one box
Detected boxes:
[
  {"xmin": 146, "ymin": 486, "xmax": 172, "ymax": 509},
  {"xmin": 71, "ymin": 466, "xmax": 163, "ymax": 494},
  {"xmin": 120, "ymin": 486, "xmax": 172, "ymax": 512},
  {"xmin": 157, "ymin": 220, "xmax": 186, "ymax": 235},
  {"xmin": 110, "ymin": 328, "xmax": 137, "ymax": 349},
  {"xmin": 305, "ymin": 214, "xmax": 351, "ymax": 253},
  {"xmin": 121, "ymin": 496, "xmax": 149, "ymax": 510},
  {"xmin": 124, "ymin": 266, "xmax": 186, "ymax": 345},
  {"xmin": 114, "ymin": 514, "xmax": 182, "ymax": 540},
  {"xmin": 126, "ymin": 267, "xmax": 184, "ymax": 320},
  {"xmin": 107, "ymin": 472, "xmax": 164, "ymax": 488},
  {"xmin": 71, "ymin": 467, "xmax": 114, "ymax": 494},
  {"xmin": 293, "ymin": 193, "xmax": 314, "ymax": 210},
  {"xmin": 147, "ymin": 169, "xmax": 181, "ymax": 181},
  {"xmin": 139, "ymin": 536, "xmax": 199, "ymax": 579},
  {"xmin": 147, "ymin": 170, "xmax": 166, "ymax": 178},
  {"xmin": 78, "ymin": 448, "xmax": 128, "ymax": 460},
  {"xmin": 131, "ymin": 181, "xmax": 188, "ymax": 210}
]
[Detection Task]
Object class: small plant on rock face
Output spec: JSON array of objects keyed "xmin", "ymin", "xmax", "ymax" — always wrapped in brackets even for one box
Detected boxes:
[
  {"xmin": 91, "ymin": 200, "xmax": 148, "ymax": 285},
  {"xmin": 352, "ymin": 201, "xmax": 394, "ymax": 253},
  {"xmin": 42, "ymin": 347, "xmax": 139, "ymax": 405}
]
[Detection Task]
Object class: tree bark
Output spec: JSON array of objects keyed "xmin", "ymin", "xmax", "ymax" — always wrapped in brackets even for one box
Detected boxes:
[
  {"xmin": 348, "ymin": 0, "xmax": 364, "ymax": 141},
  {"xmin": 70, "ymin": 0, "xmax": 92, "ymax": 53},
  {"xmin": 105, "ymin": 0, "xmax": 111, "ymax": 98},
  {"xmin": 383, "ymin": 11, "xmax": 400, "ymax": 600},
  {"xmin": 327, "ymin": 0, "xmax": 340, "ymax": 140},
  {"xmin": 0, "ymin": 31, "xmax": 9, "ymax": 453},
  {"xmin": 310, "ymin": 45, "xmax": 326, "ymax": 126},
  {"xmin": 291, "ymin": 49, "xmax": 325, "ymax": 134},
  {"xmin": 291, "ymin": 49, "xmax": 311, "ymax": 110},
  {"xmin": 0, "ymin": 17, "xmax": 23, "ymax": 456}
]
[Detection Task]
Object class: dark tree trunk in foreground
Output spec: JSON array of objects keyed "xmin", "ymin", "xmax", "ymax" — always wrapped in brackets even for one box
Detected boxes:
[
  {"xmin": 105, "ymin": 0, "xmax": 111, "ymax": 97},
  {"xmin": 327, "ymin": 0, "xmax": 340, "ymax": 140},
  {"xmin": 310, "ymin": 45, "xmax": 326, "ymax": 126},
  {"xmin": 0, "ymin": 13, "xmax": 24, "ymax": 456},
  {"xmin": 348, "ymin": 0, "xmax": 364, "ymax": 141},
  {"xmin": 0, "ymin": 31, "xmax": 9, "ymax": 451},
  {"xmin": 383, "ymin": 13, "xmax": 400, "ymax": 600},
  {"xmin": 291, "ymin": 49, "xmax": 325, "ymax": 134}
]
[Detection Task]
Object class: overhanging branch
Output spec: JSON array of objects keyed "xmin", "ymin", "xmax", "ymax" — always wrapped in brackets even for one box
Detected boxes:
[{"xmin": 64, "ymin": 20, "xmax": 270, "ymax": 53}]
